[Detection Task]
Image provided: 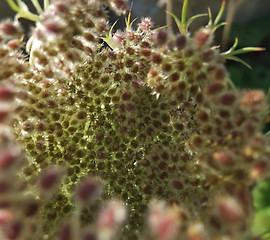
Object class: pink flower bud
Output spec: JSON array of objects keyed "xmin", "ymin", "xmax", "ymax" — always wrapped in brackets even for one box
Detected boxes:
[
  {"xmin": 138, "ymin": 18, "xmax": 153, "ymax": 31},
  {"xmin": 148, "ymin": 200, "xmax": 181, "ymax": 240},
  {"xmin": 0, "ymin": 209, "xmax": 13, "ymax": 224},
  {"xmin": 194, "ymin": 28, "xmax": 211, "ymax": 47},
  {"xmin": 217, "ymin": 197, "xmax": 244, "ymax": 223},
  {"xmin": 213, "ymin": 151, "xmax": 234, "ymax": 166},
  {"xmin": 97, "ymin": 200, "xmax": 127, "ymax": 238}
]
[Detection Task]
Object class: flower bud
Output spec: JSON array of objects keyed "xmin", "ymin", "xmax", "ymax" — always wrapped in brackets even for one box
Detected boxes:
[
  {"xmin": 0, "ymin": 209, "xmax": 13, "ymax": 224},
  {"xmin": 97, "ymin": 200, "xmax": 127, "ymax": 239},
  {"xmin": 213, "ymin": 151, "xmax": 234, "ymax": 166},
  {"xmin": 0, "ymin": 150, "xmax": 17, "ymax": 170},
  {"xmin": 156, "ymin": 30, "xmax": 168, "ymax": 45},
  {"xmin": 39, "ymin": 166, "xmax": 63, "ymax": 196},
  {"xmin": 175, "ymin": 35, "xmax": 186, "ymax": 50},
  {"xmin": 194, "ymin": 28, "xmax": 211, "ymax": 47},
  {"xmin": 1, "ymin": 22, "xmax": 19, "ymax": 36},
  {"xmin": 0, "ymin": 86, "xmax": 15, "ymax": 101},
  {"xmin": 75, "ymin": 177, "xmax": 102, "ymax": 205},
  {"xmin": 148, "ymin": 200, "xmax": 181, "ymax": 240},
  {"xmin": 217, "ymin": 197, "xmax": 244, "ymax": 223}
]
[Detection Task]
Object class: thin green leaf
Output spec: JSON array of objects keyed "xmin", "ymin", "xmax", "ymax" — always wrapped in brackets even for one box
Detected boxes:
[
  {"xmin": 181, "ymin": 0, "xmax": 189, "ymax": 30},
  {"xmin": 31, "ymin": 0, "xmax": 43, "ymax": 14},
  {"xmin": 109, "ymin": 20, "xmax": 118, "ymax": 38},
  {"xmin": 207, "ymin": 7, "xmax": 212, "ymax": 26},
  {"xmin": 18, "ymin": 1, "xmax": 29, "ymax": 12},
  {"xmin": 215, "ymin": 22, "xmax": 227, "ymax": 30},
  {"xmin": 44, "ymin": 0, "xmax": 49, "ymax": 10},
  {"xmin": 165, "ymin": 11, "xmax": 183, "ymax": 34},
  {"xmin": 15, "ymin": 11, "xmax": 39, "ymax": 22},
  {"xmin": 186, "ymin": 13, "xmax": 208, "ymax": 29},
  {"xmin": 207, "ymin": 0, "xmax": 226, "ymax": 32},
  {"xmin": 100, "ymin": 34, "xmax": 115, "ymax": 49},
  {"xmin": 6, "ymin": 0, "xmax": 39, "ymax": 22},
  {"xmin": 125, "ymin": 2, "xmax": 135, "ymax": 29},
  {"xmin": 154, "ymin": 24, "xmax": 170, "ymax": 32},
  {"xmin": 6, "ymin": 0, "xmax": 21, "ymax": 12},
  {"xmin": 222, "ymin": 38, "xmax": 239, "ymax": 55},
  {"xmin": 100, "ymin": 20, "xmax": 118, "ymax": 49},
  {"xmin": 229, "ymin": 47, "xmax": 265, "ymax": 56},
  {"xmin": 226, "ymin": 56, "xmax": 252, "ymax": 69},
  {"xmin": 214, "ymin": 0, "xmax": 226, "ymax": 26}
]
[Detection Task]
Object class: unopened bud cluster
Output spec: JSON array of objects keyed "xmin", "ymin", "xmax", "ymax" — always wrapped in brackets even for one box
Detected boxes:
[{"xmin": 0, "ymin": 0, "xmax": 269, "ymax": 239}]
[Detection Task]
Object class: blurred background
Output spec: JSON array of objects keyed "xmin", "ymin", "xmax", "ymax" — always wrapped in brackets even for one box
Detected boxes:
[
  {"xmin": 1, "ymin": 0, "xmax": 270, "ymax": 237},
  {"xmin": 1, "ymin": 0, "xmax": 269, "ymax": 91}
]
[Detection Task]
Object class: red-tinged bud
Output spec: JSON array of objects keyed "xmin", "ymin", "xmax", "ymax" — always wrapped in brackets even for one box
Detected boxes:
[
  {"xmin": 112, "ymin": 30, "xmax": 125, "ymax": 47},
  {"xmin": 217, "ymin": 197, "xmax": 244, "ymax": 223},
  {"xmin": 206, "ymin": 81, "xmax": 225, "ymax": 95},
  {"xmin": 45, "ymin": 22, "xmax": 62, "ymax": 34},
  {"xmin": 75, "ymin": 177, "xmax": 102, "ymax": 205},
  {"xmin": 7, "ymin": 39, "xmax": 21, "ymax": 50},
  {"xmin": 1, "ymin": 22, "xmax": 19, "ymax": 36},
  {"xmin": 0, "ymin": 180, "xmax": 9, "ymax": 193},
  {"xmin": 148, "ymin": 200, "xmax": 181, "ymax": 240},
  {"xmin": 175, "ymin": 35, "xmax": 186, "ymax": 50},
  {"xmin": 4, "ymin": 221, "xmax": 22, "ymax": 240},
  {"xmin": 138, "ymin": 18, "xmax": 153, "ymax": 31},
  {"xmin": 156, "ymin": 30, "xmax": 168, "ymax": 45},
  {"xmin": 0, "ymin": 150, "xmax": 17, "ymax": 170},
  {"xmin": 152, "ymin": 53, "xmax": 163, "ymax": 64},
  {"xmin": 122, "ymin": 92, "xmax": 131, "ymax": 101},
  {"xmin": 220, "ymin": 92, "xmax": 237, "ymax": 106},
  {"xmin": 0, "ymin": 209, "xmax": 12, "ymax": 224},
  {"xmin": 58, "ymin": 219, "xmax": 71, "ymax": 240},
  {"xmin": 141, "ymin": 48, "xmax": 152, "ymax": 57},
  {"xmin": 97, "ymin": 200, "xmax": 126, "ymax": 238},
  {"xmin": 241, "ymin": 90, "xmax": 265, "ymax": 111},
  {"xmin": 24, "ymin": 199, "xmax": 40, "ymax": 217},
  {"xmin": 251, "ymin": 161, "xmax": 268, "ymax": 179},
  {"xmin": 110, "ymin": 0, "xmax": 127, "ymax": 13},
  {"xmin": 201, "ymin": 49, "xmax": 215, "ymax": 62},
  {"xmin": 212, "ymin": 66, "xmax": 226, "ymax": 80},
  {"xmin": 194, "ymin": 28, "xmax": 211, "ymax": 47},
  {"xmin": 213, "ymin": 151, "xmax": 234, "ymax": 166},
  {"xmin": 39, "ymin": 166, "xmax": 63, "ymax": 194},
  {"xmin": 0, "ymin": 110, "xmax": 9, "ymax": 123},
  {"xmin": 55, "ymin": 2, "xmax": 69, "ymax": 13},
  {"xmin": 0, "ymin": 87, "xmax": 14, "ymax": 101},
  {"xmin": 80, "ymin": 228, "xmax": 97, "ymax": 240}
]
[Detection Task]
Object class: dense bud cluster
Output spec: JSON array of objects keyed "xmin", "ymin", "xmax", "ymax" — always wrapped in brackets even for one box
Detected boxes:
[{"xmin": 0, "ymin": 0, "xmax": 269, "ymax": 239}]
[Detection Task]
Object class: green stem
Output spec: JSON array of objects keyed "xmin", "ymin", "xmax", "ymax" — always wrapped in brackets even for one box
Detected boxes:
[
  {"xmin": 44, "ymin": 0, "xmax": 50, "ymax": 10},
  {"xmin": 181, "ymin": 0, "xmax": 189, "ymax": 34},
  {"xmin": 31, "ymin": 0, "xmax": 43, "ymax": 14}
]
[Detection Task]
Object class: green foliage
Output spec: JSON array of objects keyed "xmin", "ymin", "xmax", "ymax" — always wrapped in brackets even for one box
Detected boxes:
[{"xmin": 253, "ymin": 178, "xmax": 270, "ymax": 237}]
